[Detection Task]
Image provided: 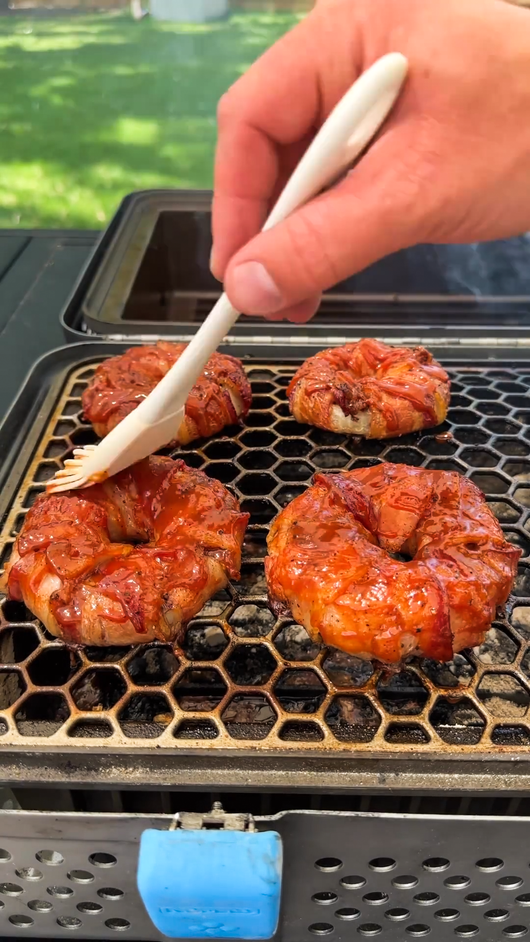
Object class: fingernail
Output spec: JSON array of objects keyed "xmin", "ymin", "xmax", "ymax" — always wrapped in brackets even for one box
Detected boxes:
[{"xmin": 231, "ymin": 261, "xmax": 284, "ymax": 315}]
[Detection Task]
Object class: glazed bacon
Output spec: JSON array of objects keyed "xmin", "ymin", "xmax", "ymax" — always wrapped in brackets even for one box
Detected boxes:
[
  {"xmin": 83, "ymin": 342, "xmax": 252, "ymax": 444},
  {"xmin": 5, "ymin": 458, "xmax": 249, "ymax": 646},
  {"xmin": 288, "ymin": 339, "xmax": 450, "ymax": 439},
  {"xmin": 266, "ymin": 463, "xmax": 520, "ymax": 665}
]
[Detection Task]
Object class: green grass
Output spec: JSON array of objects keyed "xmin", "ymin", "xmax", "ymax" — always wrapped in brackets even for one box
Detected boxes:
[{"xmin": 0, "ymin": 10, "xmax": 301, "ymax": 228}]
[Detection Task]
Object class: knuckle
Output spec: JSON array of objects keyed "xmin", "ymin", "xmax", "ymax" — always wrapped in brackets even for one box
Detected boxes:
[{"xmin": 216, "ymin": 89, "xmax": 239, "ymax": 129}]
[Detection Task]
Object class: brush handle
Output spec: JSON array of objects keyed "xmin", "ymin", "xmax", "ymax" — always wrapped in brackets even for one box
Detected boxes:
[{"xmin": 141, "ymin": 52, "xmax": 408, "ymax": 424}]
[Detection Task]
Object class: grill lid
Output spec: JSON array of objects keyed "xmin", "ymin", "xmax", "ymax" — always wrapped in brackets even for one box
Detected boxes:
[{"xmin": 61, "ymin": 190, "xmax": 530, "ymax": 345}]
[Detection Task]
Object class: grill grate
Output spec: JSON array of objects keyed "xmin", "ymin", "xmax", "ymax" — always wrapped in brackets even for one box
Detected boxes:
[{"xmin": 1, "ymin": 360, "xmax": 530, "ymax": 756}]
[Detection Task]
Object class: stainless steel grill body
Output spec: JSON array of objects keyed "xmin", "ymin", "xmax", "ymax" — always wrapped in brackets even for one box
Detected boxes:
[
  {"xmin": 1, "ymin": 809, "xmax": 530, "ymax": 940},
  {"xmin": 2, "ymin": 352, "xmax": 530, "ymax": 790}
]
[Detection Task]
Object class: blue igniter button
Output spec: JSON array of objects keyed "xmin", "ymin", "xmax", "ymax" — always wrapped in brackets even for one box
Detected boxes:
[{"xmin": 137, "ymin": 823, "xmax": 282, "ymax": 939}]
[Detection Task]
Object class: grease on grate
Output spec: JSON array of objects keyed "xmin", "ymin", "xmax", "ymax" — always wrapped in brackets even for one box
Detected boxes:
[{"xmin": 1, "ymin": 362, "xmax": 530, "ymax": 754}]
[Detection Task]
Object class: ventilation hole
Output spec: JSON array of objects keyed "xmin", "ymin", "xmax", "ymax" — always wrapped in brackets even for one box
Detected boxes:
[
  {"xmin": 335, "ymin": 909, "xmax": 360, "ymax": 920},
  {"xmin": 274, "ymin": 624, "xmax": 321, "ymax": 663},
  {"xmin": 315, "ymin": 858, "xmax": 343, "ymax": 872},
  {"xmin": 503, "ymin": 929, "xmax": 528, "ymax": 939},
  {"xmin": 0, "ymin": 668, "xmax": 26, "ymax": 709},
  {"xmin": 325, "ymin": 695, "xmax": 381, "ymax": 743},
  {"xmin": 77, "ymin": 902, "xmax": 103, "ymax": 914},
  {"xmin": 67, "ymin": 870, "xmax": 94, "ymax": 884},
  {"xmin": 8, "ymin": 915, "xmax": 33, "ymax": 927},
  {"xmin": 477, "ymin": 857, "xmax": 504, "ymax": 872},
  {"xmin": 486, "ymin": 910, "xmax": 510, "ymax": 922},
  {"xmin": 364, "ymin": 892, "xmax": 389, "ymax": 906},
  {"xmin": 126, "ymin": 647, "xmax": 179, "ymax": 686},
  {"xmin": 308, "ymin": 924, "xmax": 334, "ymax": 936},
  {"xmin": 276, "ymin": 460, "xmax": 313, "ymax": 482},
  {"xmin": 174, "ymin": 719, "xmax": 219, "ymax": 740},
  {"xmin": 118, "ymin": 693, "xmax": 173, "ymax": 738},
  {"xmin": 15, "ymin": 690, "xmax": 71, "ymax": 735},
  {"xmin": 517, "ymin": 896, "xmax": 530, "ymax": 907},
  {"xmin": 465, "ymin": 893, "xmax": 490, "ymax": 906},
  {"xmin": 322, "ymin": 651, "xmax": 374, "ymax": 688},
  {"xmin": 28, "ymin": 646, "xmax": 81, "ymax": 687},
  {"xmin": 57, "ymin": 916, "xmax": 82, "ymax": 930},
  {"xmin": 182, "ymin": 623, "xmax": 229, "ymax": 661},
  {"xmin": 222, "ymin": 694, "xmax": 277, "ymax": 740},
  {"xmin": 358, "ymin": 926, "xmax": 382, "ymax": 937},
  {"xmin": 414, "ymin": 893, "xmax": 440, "ymax": 906},
  {"xmin": 423, "ymin": 857, "xmax": 450, "ymax": 872},
  {"xmin": 340, "ymin": 875, "xmax": 366, "ymax": 889},
  {"xmin": 47, "ymin": 886, "xmax": 73, "ymax": 899},
  {"xmin": 435, "ymin": 909, "xmax": 460, "ymax": 921},
  {"xmin": 455, "ymin": 927, "xmax": 479, "ymax": 938},
  {"xmin": 28, "ymin": 900, "xmax": 53, "ymax": 912},
  {"xmin": 444, "ymin": 875, "xmax": 471, "ymax": 890},
  {"xmin": 88, "ymin": 853, "xmax": 116, "ymax": 868},
  {"xmin": 104, "ymin": 918, "xmax": 131, "ymax": 932},
  {"xmin": 225, "ymin": 646, "xmax": 277, "ymax": 685},
  {"xmin": 386, "ymin": 909, "xmax": 410, "ymax": 921},
  {"xmin": 312, "ymin": 892, "xmax": 338, "ymax": 905},
  {"xmin": 376, "ymin": 669, "xmax": 428, "ymax": 715},
  {"xmin": 312, "ymin": 449, "xmax": 350, "ymax": 469},
  {"xmin": 71, "ymin": 669, "xmax": 126, "ymax": 711},
  {"xmin": 69, "ymin": 719, "xmax": 113, "ymax": 739},
  {"xmin": 0, "ymin": 627, "xmax": 40, "ymax": 664},
  {"xmin": 0, "ymin": 882, "xmax": 23, "ymax": 896},
  {"xmin": 275, "ymin": 669, "xmax": 326, "ymax": 713},
  {"xmin": 279, "ymin": 720, "xmax": 324, "ymax": 742},
  {"xmin": 98, "ymin": 888, "xmax": 124, "ymax": 900},
  {"xmin": 369, "ymin": 857, "xmax": 396, "ymax": 873},
  {"xmin": 406, "ymin": 926, "xmax": 430, "ymax": 937},
  {"xmin": 0, "ymin": 849, "xmax": 11, "ymax": 862},
  {"xmin": 275, "ymin": 438, "xmax": 313, "ymax": 458},
  {"xmin": 393, "ymin": 875, "xmax": 418, "ymax": 889},
  {"xmin": 16, "ymin": 868, "xmax": 42, "ymax": 882},
  {"xmin": 384, "ymin": 723, "xmax": 430, "ymax": 744},
  {"xmin": 497, "ymin": 876, "xmax": 524, "ymax": 890},
  {"xmin": 203, "ymin": 440, "xmax": 241, "ymax": 460}
]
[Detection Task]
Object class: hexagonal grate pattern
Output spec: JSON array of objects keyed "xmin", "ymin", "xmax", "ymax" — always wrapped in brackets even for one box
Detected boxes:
[{"xmin": 1, "ymin": 360, "xmax": 530, "ymax": 756}]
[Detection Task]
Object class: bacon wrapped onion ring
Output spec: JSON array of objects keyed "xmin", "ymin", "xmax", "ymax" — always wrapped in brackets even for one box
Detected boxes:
[
  {"xmin": 288, "ymin": 339, "xmax": 450, "ymax": 439},
  {"xmin": 266, "ymin": 463, "xmax": 520, "ymax": 664},
  {"xmin": 83, "ymin": 342, "xmax": 252, "ymax": 444},
  {"xmin": 5, "ymin": 458, "xmax": 248, "ymax": 646}
]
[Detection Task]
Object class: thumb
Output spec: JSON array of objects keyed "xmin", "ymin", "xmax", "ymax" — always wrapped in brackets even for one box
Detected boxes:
[{"xmin": 223, "ymin": 128, "xmax": 432, "ymax": 315}]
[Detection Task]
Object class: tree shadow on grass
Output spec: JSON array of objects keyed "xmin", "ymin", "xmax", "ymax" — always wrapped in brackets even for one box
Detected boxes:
[{"xmin": 0, "ymin": 11, "xmax": 301, "ymax": 227}]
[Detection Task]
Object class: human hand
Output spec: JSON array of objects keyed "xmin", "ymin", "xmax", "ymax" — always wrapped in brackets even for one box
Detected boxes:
[{"xmin": 211, "ymin": 0, "xmax": 530, "ymax": 322}]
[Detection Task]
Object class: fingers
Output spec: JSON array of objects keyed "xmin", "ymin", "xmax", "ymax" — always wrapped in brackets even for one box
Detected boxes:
[
  {"xmin": 223, "ymin": 124, "xmax": 431, "ymax": 316},
  {"xmin": 211, "ymin": 9, "xmax": 359, "ymax": 279}
]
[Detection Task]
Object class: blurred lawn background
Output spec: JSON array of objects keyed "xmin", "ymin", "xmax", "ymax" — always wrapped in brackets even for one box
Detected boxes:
[{"xmin": 0, "ymin": 6, "xmax": 305, "ymax": 228}]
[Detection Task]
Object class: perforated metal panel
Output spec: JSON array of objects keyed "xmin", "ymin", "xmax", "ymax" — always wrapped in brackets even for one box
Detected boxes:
[
  {"xmin": 1, "ymin": 360, "xmax": 530, "ymax": 760},
  {"xmin": 1, "ymin": 810, "xmax": 530, "ymax": 940}
]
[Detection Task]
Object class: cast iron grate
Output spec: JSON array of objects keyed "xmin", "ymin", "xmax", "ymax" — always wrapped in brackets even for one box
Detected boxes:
[{"xmin": 1, "ymin": 360, "xmax": 530, "ymax": 755}]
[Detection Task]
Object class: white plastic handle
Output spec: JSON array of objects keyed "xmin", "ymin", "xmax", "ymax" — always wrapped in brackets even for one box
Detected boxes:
[{"xmin": 141, "ymin": 52, "xmax": 408, "ymax": 424}]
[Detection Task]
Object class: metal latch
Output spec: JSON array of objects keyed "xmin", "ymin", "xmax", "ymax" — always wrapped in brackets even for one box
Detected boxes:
[
  {"xmin": 174, "ymin": 802, "xmax": 255, "ymax": 834},
  {"xmin": 137, "ymin": 803, "xmax": 282, "ymax": 940}
]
